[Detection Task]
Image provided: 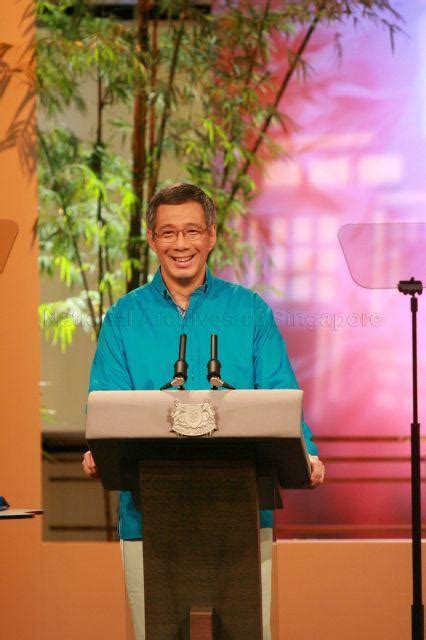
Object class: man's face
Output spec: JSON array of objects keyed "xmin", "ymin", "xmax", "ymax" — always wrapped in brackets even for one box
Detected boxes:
[{"xmin": 147, "ymin": 201, "xmax": 216, "ymax": 287}]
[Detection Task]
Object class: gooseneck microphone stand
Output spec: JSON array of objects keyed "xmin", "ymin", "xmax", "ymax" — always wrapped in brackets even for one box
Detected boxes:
[
  {"xmin": 207, "ymin": 334, "xmax": 235, "ymax": 390},
  {"xmin": 398, "ymin": 277, "xmax": 424, "ymax": 640},
  {"xmin": 160, "ymin": 334, "xmax": 188, "ymax": 391}
]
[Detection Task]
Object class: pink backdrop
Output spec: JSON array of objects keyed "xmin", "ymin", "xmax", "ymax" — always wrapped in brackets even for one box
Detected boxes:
[{"xmin": 242, "ymin": 1, "xmax": 426, "ymax": 538}]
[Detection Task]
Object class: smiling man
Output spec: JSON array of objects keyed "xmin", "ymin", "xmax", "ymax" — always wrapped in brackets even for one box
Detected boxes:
[
  {"xmin": 83, "ymin": 182, "xmax": 324, "ymax": 640},
  {"xmin": 146, "ymin": 194, "xmax": 217, "ymax": 308}
]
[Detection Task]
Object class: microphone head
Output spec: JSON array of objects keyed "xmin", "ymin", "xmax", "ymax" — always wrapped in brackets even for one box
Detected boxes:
[
  {"xmin": 210, "ymin": 333, "xmax": 218, "ymax": 359},
  {"xmin": 174, "ymin": 334, "xmax": 188, "ymax": 382},
  {"xmin": 179, "ymin": 334, "xmax": 187, "ymax": 360}
]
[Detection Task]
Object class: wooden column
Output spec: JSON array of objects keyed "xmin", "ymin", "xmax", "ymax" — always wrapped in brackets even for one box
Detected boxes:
[{"xmin": 0, "ymin": 3, "xmax": 41, "ymax": 640}]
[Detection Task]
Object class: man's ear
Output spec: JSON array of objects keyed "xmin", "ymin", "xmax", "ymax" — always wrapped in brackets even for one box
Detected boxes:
[
  {"xmin": 208, "ymin": 224, "xmax": 217, "ymax": 251},
  {"xmin": 147, "ymin": 229, "xmax": 157, "ymax": 254}
]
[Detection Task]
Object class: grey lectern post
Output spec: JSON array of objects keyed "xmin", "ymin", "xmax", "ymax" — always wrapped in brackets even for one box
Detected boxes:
[{"xmin": 86, "ymin": 389, "xmax": 311, "ymax": 640}]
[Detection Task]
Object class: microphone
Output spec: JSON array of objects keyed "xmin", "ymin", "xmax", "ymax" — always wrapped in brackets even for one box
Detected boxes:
[
  {"xmin": 160, "ymin": 334, "xmax": 188, "ymax": 390},
  {"xmin": 173, "ymin": 334, "xmax": 188, "ymax": 387},
  {"xmin": 207, "ymin": 334, "xmax": 235, "ymax": 390},
  {"xmin": 207, "ymin": 333, "xmax": 222, "ymax": 388}
]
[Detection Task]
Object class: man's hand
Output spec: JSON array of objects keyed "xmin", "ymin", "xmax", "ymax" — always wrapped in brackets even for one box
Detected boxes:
[
  {"xmin": 82, "ymin": 450, "xmax": 99, "ymax": 479},
  {"xmin": 308, "ymin": 455, "xmax": 325, "ymax": 487}
]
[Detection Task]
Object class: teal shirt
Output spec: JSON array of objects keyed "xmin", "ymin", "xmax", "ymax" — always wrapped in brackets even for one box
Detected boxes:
[{"xmin": 89, "ymin": 267, "xmax": 318, "ymax": 539}]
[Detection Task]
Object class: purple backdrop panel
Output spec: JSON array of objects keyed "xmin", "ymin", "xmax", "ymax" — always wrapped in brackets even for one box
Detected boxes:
[{"xmin": 237, "ymin": 1, "xmax": 426, "ymax": 538}]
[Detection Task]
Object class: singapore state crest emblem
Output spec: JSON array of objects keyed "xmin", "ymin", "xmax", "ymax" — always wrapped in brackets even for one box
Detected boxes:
[{"xmin": 169, "ymin": 399, "xmax": 217, "ymax": 437}]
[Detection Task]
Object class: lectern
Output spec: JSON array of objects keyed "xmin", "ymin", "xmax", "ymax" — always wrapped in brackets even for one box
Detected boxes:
[{"xmin": 86, "ymin": 388, "xmax": 311, "ymax": 640}]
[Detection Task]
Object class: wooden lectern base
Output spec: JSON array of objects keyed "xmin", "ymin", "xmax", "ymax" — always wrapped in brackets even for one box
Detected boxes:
[{"xmin": 140, "ymin": 447, "xmax": 262, "ymax": 640}]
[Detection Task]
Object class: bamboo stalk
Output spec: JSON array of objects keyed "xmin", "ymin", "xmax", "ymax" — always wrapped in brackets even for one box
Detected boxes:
[
  {"xmin": 95, "ymin": 72, "xmax": 104, "ymax": 325},
  {"xmin": 151, "ymin": 1, "xmax": 188, "ymax": 193},
  {"xmin": 148, "ymin": 6, "xmax": 158, "ymax": 201},
  {"xmin": 220, "ymin": 0, "xmax": 272, "ymax": 190},
  {"xmin": 127, "ymin": 0, "xmax": 150, "ymax": 292},
  {"xmin": 224, "ymin": 13, "xmax": 321, "ymax": 219}
]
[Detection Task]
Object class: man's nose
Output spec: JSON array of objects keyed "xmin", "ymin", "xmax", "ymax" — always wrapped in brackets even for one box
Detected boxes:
[{"xmin": 174, "ymin": 230, "xmax": 190, "ymax": 248}]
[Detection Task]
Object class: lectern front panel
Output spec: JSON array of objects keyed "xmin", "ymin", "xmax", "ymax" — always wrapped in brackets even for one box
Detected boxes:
[{"xmin": 140, "ymin": 456, "xmax": 262, "ymax": 640}]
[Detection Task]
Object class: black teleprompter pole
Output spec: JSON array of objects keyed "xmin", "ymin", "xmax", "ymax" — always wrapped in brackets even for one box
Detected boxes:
[{"xmin": 398, "ymin": 277, "xmax": 424, "ymax": 640}]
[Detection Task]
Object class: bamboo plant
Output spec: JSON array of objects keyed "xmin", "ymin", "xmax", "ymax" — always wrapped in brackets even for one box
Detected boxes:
[{"xmin": 36, "ymin": 0, "xmax": 401, "ymax": 349}]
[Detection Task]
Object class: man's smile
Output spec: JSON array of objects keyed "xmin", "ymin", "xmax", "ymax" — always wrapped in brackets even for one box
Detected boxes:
[{"xmin": 170, "ymin": 254, "xmax": 196, "ymax": 265}]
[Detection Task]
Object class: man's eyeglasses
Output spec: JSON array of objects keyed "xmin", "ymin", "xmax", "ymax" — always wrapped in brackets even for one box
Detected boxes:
[{"xmin": 153, "ymin": 226, "xmax": 209, "ymax": 244}]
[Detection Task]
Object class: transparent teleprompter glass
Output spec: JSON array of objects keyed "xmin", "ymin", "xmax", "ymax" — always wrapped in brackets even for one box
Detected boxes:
[{"xmin": 338, "ymin": 222, "xmax": 426, "ymax": 288}]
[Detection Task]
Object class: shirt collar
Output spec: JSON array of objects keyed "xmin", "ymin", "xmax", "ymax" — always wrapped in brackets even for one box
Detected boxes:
[{"xmin": 151, "ymin": 265, "xmax": 213, "ymax": 300}]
